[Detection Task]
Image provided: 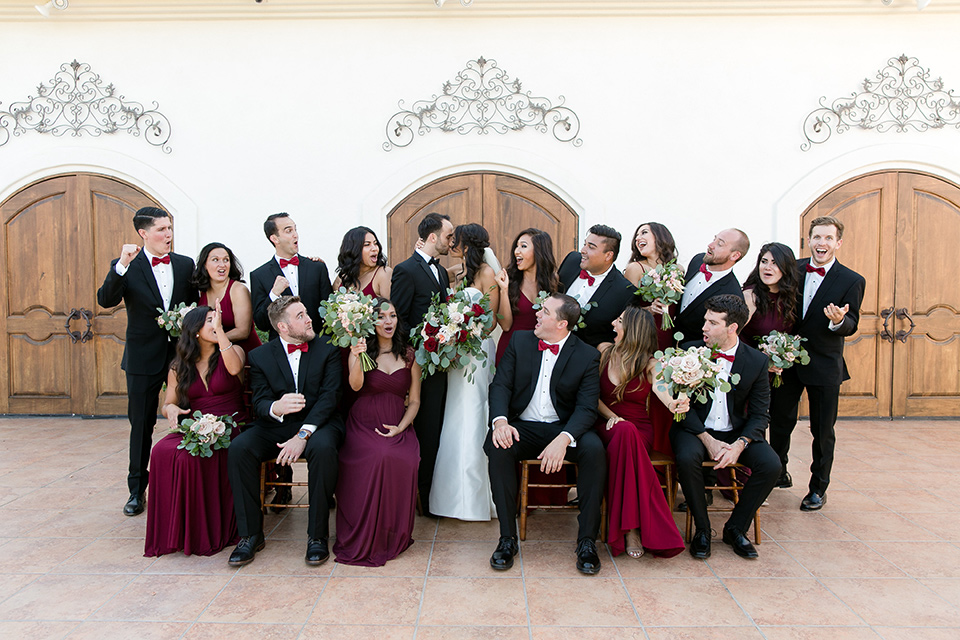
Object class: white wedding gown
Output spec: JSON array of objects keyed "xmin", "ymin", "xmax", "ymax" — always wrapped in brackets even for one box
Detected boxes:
[{"xmin": 429, "ymin": 286, "xmax": 497, "ymax": 521}]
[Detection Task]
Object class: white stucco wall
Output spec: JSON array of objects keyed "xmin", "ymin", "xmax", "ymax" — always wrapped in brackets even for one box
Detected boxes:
[{"xmin": 2, "ymin": 7, "xmax": 960, "ymax": 278}]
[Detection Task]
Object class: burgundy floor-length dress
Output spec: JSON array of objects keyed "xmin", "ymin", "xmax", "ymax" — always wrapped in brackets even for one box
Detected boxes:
[
  {"xmin": 145, "ymin": 358, "xmax": 247, "ymax": 556},
  {"xmin": 595, "ymin": 363, "xmax": 684, "ymax": 558},
  {"xmin": 334, "ymin": 360, "xmax": 420, "ymax": 567},
  {"xmin": 496, "ymin": 291, "xmax": 537, "ymax": 364},
  {"xmin": 200, "ymin": 279, "xmax": 261, "ymax": 355}
]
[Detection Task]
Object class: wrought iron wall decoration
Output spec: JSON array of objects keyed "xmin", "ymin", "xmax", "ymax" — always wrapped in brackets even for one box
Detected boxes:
[
  {"xmin": 0, "ymin": 60, "xmax": 172, "ymax": 153},
  {"xmin": 383, "ymin": 56, "xmax": 582, "ymax": 151},
  {"xmin": 802, "ymin": 54, "xmax": 960, "ymax": 151}
]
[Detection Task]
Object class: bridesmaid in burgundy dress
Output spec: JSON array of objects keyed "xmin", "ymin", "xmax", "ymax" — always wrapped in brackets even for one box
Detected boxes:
[
  {"xmin": 594, "ymin": 305, "xmax": 688, "ymax": 559},
  {"xmin": 145, "ymin": 303, "xmax": 248, "ymax": 556},
  {"xmin": 194, "ymin": 243, "xmax": 261, "ymax": 355},
  {"xmin": 334, "ymin": 298, "xmax": 422, "ymax": 566}
]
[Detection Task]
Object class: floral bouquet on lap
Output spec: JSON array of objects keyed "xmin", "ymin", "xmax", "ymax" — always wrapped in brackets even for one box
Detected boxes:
[
  {"xmin": 174, "ymin": 411, "xmax": 236, "ymax": 458},
  {"xmin": 157, "ymin": 302, "xmax": 197, "ymax": 338},
  {"xmin": 654, "ymin": 345, "xmax": 740, "ymax": 421},
  {"xmin": 755, "ymin": 330, "xmax": 810, "ymax": 388},
  {"xmin": 318, "ymin": 288, "xmax": 379, "ymax": 371},
  {"xmin": 411, "ymin": 287, "xmax": 495, "ymax": 382},
  {"xmin": 635, "ymin": 259, "xmax": 685, "ymax": 329}
]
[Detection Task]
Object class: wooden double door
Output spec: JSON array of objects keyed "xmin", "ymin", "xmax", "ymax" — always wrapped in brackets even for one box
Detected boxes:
[
  {"xmin": 387, "ymin": 172, "xmax": 579, "ymax": 270},
  {"xmin": 803, "ymin": 171, "xmax": 960, "ymax": 417},
  {"xmin": 0, "ymin": 173, "xmax": 161, "ymax": 415}
]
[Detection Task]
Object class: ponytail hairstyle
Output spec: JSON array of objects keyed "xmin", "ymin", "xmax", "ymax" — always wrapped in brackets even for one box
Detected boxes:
[{"xmin": 452, "ymin": 223, "xmax": 490, "ymax": 287}]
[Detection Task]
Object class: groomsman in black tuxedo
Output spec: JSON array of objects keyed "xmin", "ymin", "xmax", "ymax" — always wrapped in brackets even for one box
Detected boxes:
[
  {"xmin": 97, "ymin": 207, "xmax": 197, "ymax": 516},
  {"xmin": 250, "ymin": 213, "xmax": 332, "ymax": 342},
  {"xmin": 672, "ymin": 229, "xmax": 748, "ymax": 344},
  {"xmin": 769, "ymin": 216, "xmax": 865, "ymax": 511},
  {"xmin": 558, "ymin": 224, "xmax": 636, "ymax": 347},
  {"xmin": 485, "ymin": 293, "xmax": 605, "ymax": 574},
  {"xmin": 671, "ymin": 295, "xmax": 781, "ymax": 559},
  {"xmin": 227, "ymin": 296, "xmax": 343, "ymax": 567},
  {"xmin": 391, "ymin": 212, "xmax": 454, "ymax": 515}
]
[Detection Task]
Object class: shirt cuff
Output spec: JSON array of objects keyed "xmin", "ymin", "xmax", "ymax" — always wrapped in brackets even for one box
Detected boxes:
[
  {"xmin": 561, "ymin": 431, "xmax": 576, "ymax": 447},
  {"xmin": 491, "ymin": 416, "xmax": 508, "ymax": 429},
  {"xmin": 269, "ymin": 402, "xmax": 284, "ymax": 422},
  {"xmin": 115, "ymin": 262, "xmax": 128, "ymax": 276},
  {"xmin": 269, "ymin": 291, "xmax": 280, "ymax": 302},
  {"xmin": 301, "ymin": 424, "xmax": 317, "ymax": 434},
  {"xmin": 828, "ymin": 319, "xmax": 841, "ymax": 331}
]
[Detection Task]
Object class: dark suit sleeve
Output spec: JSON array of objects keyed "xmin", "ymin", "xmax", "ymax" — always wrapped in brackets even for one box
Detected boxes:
[
  {"xmin": 249, "ymin": 349, "xmax": 279, "ymax": 424},
  {"xmin": 390, "ymin": 261, "xmax": 415, "ymax": 329},
  {"xmin": 250, "ymin": 268, "xmax": 273, "ymax": 334},
  {"xmin": 563, "ymin": 347, "xmax": 601, "ymax": 441},
  {"xmin": 303, "ymin": 344, "xmax": 342, "ymax": 428},
  {"xmin": 97, "ymin": 259, "xmax": 126, "ymax": 308},
  {"xmin": 488, "ymin": 332, "xmax": 517, "ymax": 422},
  {"xmin": 831, "ymin": 272, "xmax": 865, "ymax": 338},
  {"xmin": 742, "ymin": 359, "xmax": 771, "ymax": 443},
  {"xmin": 557, "ymin": 252, "xmax": 580, "ymax": 292},
  {"xmin": 313, "ymin": 260, "xmax": 333, "ymax": 305}
]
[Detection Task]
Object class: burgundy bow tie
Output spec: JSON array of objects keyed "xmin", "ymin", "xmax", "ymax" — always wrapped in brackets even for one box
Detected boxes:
[
  {"xmin": 287, "ymin": 342, "xmax": 308, "ymax": 354},
  {"xmin": 578, "ymin": 269, "xmax": 596, "ymax": 286},
  {"xmin": 279, "ymin": 256, "xmax": 300, "ymax": 268},
  {"xmin": 713, "ymin": 352, "xmax": 735, "ymax": 363},
  {"xmin": 805, "ymin": 263, "xmax": 826, "ymax": 277},
  {"xmin": 151, "ymin": 255, "xmax": 170, "ymax": 267},
  {"xmin": 699, "ymin": 263, "xmax": 713, "ymax": 282},
  {"xmin": 538, "ymin": 339, "xmax": 560, "ymax": 356}
]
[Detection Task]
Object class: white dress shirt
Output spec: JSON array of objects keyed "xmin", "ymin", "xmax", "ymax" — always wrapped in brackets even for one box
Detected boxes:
[
  {"xmin": 679, "ymin": 264, "xmax": 733, "ymax": 313},
  {"xmin": 269, "ymin": 337, "xmax": 317, "ymax": 434},
  {"xmin": 116, "ymin": 249, "xmax": 173, "ymax": 311},
  {"xmin": 704, "ymin": 341, "xmax": 739, "ymax": 432},
  {"xmin": 269, "ymin": 255, "xmax": 300, "ymax": 301},
  {"xmin": 802, "ymin": 258, "xmax": 841, "ymax": 331},
  {"xmin": 415, "ymin": 248, "xmax": 442, "ymax": 284},
  {"xmin": 565, "ymin": 264, "xmax": 612, "ymax": 308}
]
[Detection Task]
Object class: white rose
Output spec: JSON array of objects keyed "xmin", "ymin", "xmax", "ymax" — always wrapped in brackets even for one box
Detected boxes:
[{"xmin": 449, "ymin": 311, "xmax": 465, "ymax": 325}]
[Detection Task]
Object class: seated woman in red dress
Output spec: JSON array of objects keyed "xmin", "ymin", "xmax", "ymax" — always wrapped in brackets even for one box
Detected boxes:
[
  {"xmin": 145, "ymin": 303, "xmax": 248, "ymax": 556},
  {"xmin": 194, "ymin": 242, "xmax": 261, "ymax": 355},
  {"xmin": 594, "ymin": 305, "xmax": 688, "ymax": 559}
]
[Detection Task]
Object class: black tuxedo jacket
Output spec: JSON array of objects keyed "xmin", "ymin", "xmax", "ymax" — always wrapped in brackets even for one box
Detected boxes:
[
  {"xmin": 391, "ymin": 252, "xmax": 451, "ymax": 332},
  {"xmin": 673, "ymin": 253, "xmax": 744, "ymax": 344},
  {"xmin": 489, "ymin": 330, "xmax": 600, "ymax": 442},
  {"xmin": 247, "ymin": 337, "xmax": 343, "ymax": 434},
  {"xmin": 250, "ymin": 255, "xmax": 332, "ymax": 341},
  {"xmin": 557, "ymin": 251, "xmax": 636, "ymax": 347},
  {"xmin": 677, "ymin": 339, "xmax": 770, "ymax": 443},
  {"xmin": 792, "ymin": 258, "xmax": 865, "ymax": 387},
  {"xmin": 97, "ymin": 250, "xmax": 197, "ymax": 376}
]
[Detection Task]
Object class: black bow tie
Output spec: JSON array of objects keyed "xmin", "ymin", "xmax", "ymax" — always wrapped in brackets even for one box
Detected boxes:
[{"xmin": 428, "ymin": 257, "xmax": 440, "ymax": 267}]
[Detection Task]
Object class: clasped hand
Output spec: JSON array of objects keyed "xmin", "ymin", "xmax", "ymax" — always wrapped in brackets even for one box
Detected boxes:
[{"xmin": 273, "ymin": 393, "xmax": 306, "ymax": 416}]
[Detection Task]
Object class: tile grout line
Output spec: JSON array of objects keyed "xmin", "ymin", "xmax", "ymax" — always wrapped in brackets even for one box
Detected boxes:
[
  {"xmin": 605, "ymin": 541, "xmax": 651, "ymax": 639},
  {"xmin": 410, "ymin": 516, "xmax": 439, "ymax": 640}
]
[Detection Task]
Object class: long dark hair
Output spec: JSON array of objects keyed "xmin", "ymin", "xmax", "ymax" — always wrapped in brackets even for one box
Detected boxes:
[
  {"xmin": 628, "ymin": 222, "xmax": 677, "ymax": 266},
  {"xmin": 171, "ymin": 306, "xmax": 219, "ymax": 409},
  {"xmin": 193, "ymin": 243, "xmax": 244, "ymax": 292},
  {"xmin": 337, "ymin": 226, "xmax": 387, "ymax": 290},
  {"xmin": 365, "ymin": 297, "xmax": 412, "ymax": 364},
  {"xmin": 452, "ymin": 223, "xmax": 490, "ymax": 288},
  {"xmin": 506, "ymin": 228, "xmax": 559, "ymax": 313},
  {"xmin": 742, "ymin": 242, "xmax": 800, "ymax": 327}
]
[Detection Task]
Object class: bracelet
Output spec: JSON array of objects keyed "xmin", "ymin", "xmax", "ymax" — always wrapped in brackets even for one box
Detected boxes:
[{"xmin": 219, "ymin": 343, "xmax": 234, "ymax": 352}]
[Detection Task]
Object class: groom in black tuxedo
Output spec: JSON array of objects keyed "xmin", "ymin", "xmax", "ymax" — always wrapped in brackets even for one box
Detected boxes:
[
  {"xmin": 97, "ymin": 207, "xmax": 197, "ymax": 516},
  {"xmin": 769, "ymin": 216, "xmax": 865, "ymax": 511},
  {"xmin": 671, "ymin": 294, "xmax": 781, "ymax": 559},
  {"xmin": 391, "ymin": 212, "xmax": 454, "ymax": 514},
  {"xmin": 557, "ymin": 224, "xmax": 636, "ymax": 347},
  {"xmin": 485, "ymin": 293, "xmax": 605, "ymax": 574},
  {"xmin": 250, "ymin": 213, "xmax": 332, "ymax": 342},
  {"xmin": 227, "ymin": 296, "xmax": 343, "ymax": 567}
]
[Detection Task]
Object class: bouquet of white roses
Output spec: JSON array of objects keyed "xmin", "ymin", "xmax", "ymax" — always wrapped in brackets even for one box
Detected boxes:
[
  {"xmin": 654, "ymin": 345, "xmax": 740, "ymax": 421},
  {"xmin": 411, "ymin": 287, "xmax": 495, "ymax": 382},
  {"xmin": 756, "ymin": 330, "xmax": 810, "ymax": 388},
  {"xmin": 635, "ymin": 259, "xmax": 685, "ymax": 330},
  {"xmin": 317, "ymin": 288, "xmax": 378, "ymax": 371},
  {"xmin": 157, "ymin": 302, "xmax": 197, "ymax": 338},
  {"xmin": 174, "ymin": 411, "xmax": 236, "ymax": 458}
]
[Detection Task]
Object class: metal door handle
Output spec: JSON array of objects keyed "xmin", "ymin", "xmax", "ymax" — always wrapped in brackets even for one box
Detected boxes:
[
  {"xmin": 895, "ymin": 308, "xmax": 915, "ymax": 343},
  {"xmin": 879, "ymin": 307, "xmax": 894, "ymax": 343},
  {"xmin": 79, "ymin": 307, "xmax": 93, "ymax": 343},
  {"xmin": 64, "ymin": 308, "xmax": 83, "ymax": 343}
]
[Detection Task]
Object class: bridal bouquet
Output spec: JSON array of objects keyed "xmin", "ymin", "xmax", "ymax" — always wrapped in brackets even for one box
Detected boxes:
[
  {"xmin": 156, "ymin": 302, "xmax": 197, "ymax": 338},
  {"xmin": 635, "ymin": 259, "xmax": 685, "ymax": 330},
  {"xmin": 755, "ymin": 330, "xmax": 810, "ymax": 387},
  {"xmin": 411, "ymin": 287, "xmax": 495, "ymax": 382},
  {"xmin": 318, "ymin": 288, "xmax": 378, "ymax": 371},
  {"xmin": 654, "ymin": 345, "xmax": 740, "ymax": 421},
  {"xmin": 174, "ymin": 411, "xmax": 236, "ymax": 458}
]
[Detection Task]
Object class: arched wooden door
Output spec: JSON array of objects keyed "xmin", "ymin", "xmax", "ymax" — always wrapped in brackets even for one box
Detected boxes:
[
  {"xmin": 387, "ymin": 172, "xmax": 579, "ymax": 269},
  {"xmin": 0, "ymin": 173, "xmax": 163, "ymax": 415},
  {"xmin": 801, "ymin": 171, "xmax": 960, "ymax": 417}
]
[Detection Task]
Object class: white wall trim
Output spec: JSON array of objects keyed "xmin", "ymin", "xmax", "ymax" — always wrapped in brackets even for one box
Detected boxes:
[{"xmin": 0, "ymin": 147, "xmax": 199, "ymax": 257}]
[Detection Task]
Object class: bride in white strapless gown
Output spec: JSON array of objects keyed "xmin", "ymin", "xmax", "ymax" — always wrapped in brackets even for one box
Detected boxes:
[{"xmin": 430, "ymin": 229, "xmax": 501, "ymax": 520}]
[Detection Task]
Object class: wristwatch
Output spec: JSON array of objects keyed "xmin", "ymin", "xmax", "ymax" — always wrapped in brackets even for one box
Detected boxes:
[
  {"xmin": 737, "ymin": 436, "xmax": 750, "ymax": 449},
  {"xmin": 297, "ymin": 428, "xmax": 312, "ymax": 440}
]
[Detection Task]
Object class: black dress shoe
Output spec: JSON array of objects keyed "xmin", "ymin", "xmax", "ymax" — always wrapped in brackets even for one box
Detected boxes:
[
  {"xmin": 800, "ymin": 491, "xmax": 826, "ymax": 511},
  {"xmin": 775, "ymin": 471, "xmax": 793, "ymax": 489},
  {"xmin": 722, "ymin": 525, "xmax": 758, "ymax": 559},
  {"xmin": 676, "ymin": 491, "xmax": 713, "ymax": 512},
  {"xmin": 575, "ymin": 538, "xmax": 602, "ymax": 575},
  {"xmin": 123, "ymin": 493, "xmax": 145, "ymax": 517},
  {"xmin": 689, "ymin": 529, "xmax": 711, "ymax": 559},
  {"xmin": 228, "ymin": 533, "xmax": 265, "ymax": 567},
  {"xmin": 305, "ymin": 538, "xmax": 329, "ymax": 566},
  {"xmin": 490, "ymin": 536, "xmax": 519, "ymax": 571}
]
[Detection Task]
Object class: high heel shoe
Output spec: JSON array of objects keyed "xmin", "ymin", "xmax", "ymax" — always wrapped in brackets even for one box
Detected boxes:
[{"xmin": 625, "ymin": 529, "xmax": 644, "ymax": 559}]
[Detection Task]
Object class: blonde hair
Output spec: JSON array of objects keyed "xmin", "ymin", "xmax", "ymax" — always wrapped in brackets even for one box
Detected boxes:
[{"xmin": 599, "ymin": 306, "xmax": 658, "ymax": 402}]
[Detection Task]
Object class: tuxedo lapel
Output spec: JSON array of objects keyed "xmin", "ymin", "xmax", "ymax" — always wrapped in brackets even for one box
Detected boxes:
[
  {"xmin": 271, "ymin": 340, "xmax": 297, "ymax": 392},
  {"xmin": 132, "ymin": 251, "xmax": 164, "ymax": 309},
  {"xmin": 678, "ymin": 273, "xmax": 733, "ymax": 321},
  {"xmin": 297, "ymin": 343, "xmax": 311, "ymax": 393},
  {"xmin": 549, "ymin": 337, "xmax": 575, "ymax": 402},
  {"xmin": 415, "ymin": 254, "xmax": 442, "ymax": 294},
  {"xmin": 799, "ymin": 259, "xmax": 842, "ymax": 326}
]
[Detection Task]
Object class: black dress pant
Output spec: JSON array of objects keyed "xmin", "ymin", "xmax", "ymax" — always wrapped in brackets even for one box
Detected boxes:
[
  {"xmin": 228, "ymin": 421, "xmax": 343, "ymax": 539},
  {"xmin": 415, "ymin": 371, "xmax": 447, "ymax": 511},
  {"xmin": 670, "ymin": 427, "xmax": 781, "ymax": 533},
  {"xmin": 125, "ymin": 370, "xmax": 167, "ymax": 496},
  {"xmin": 484, "ymin": 420, "xmax": 606, "ymax": 541},
  {"xmin": 768, "ymin": 368, "xmax": 840, "ymax": 495}
]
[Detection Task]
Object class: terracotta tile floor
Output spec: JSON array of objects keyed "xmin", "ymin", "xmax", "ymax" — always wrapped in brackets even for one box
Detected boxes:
[{"xmin": 1, "ymin": 417, "xmax": 959, "ymax": 639}]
